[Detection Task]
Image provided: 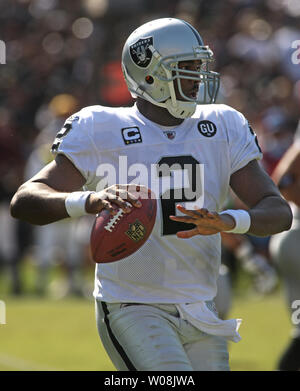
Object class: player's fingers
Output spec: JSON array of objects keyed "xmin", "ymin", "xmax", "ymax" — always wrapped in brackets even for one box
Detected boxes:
[
  {"xmin": 169, "ymin": 215, "xmax": 196, "ymax": 223},
  {"xmin": 128, "ymin": 184, "xmax": 151, "ymax": 200},
  {"xmin": 193, "ymin": 207, "xmax": 218, "ymax": 219},
  {"xmin": 86, "ymin": 192, "xmax": 118, "ymax": 215},
  {"xmin": 113, "ymin": 184, "xmax": 153, "ymax": 201},
  {"xmin": 176, "ymin": 205, "xmax": 211, "ymax": 219},
  {"xmin": 112, "ymin": 186, "xmax": 142, "ymax": 202},
  {"xmin": 207, "ymin": 211, "xmax": 219, "ymax": 219},
  {"xmin": 176, "ymin": 228, "xmax": 199, "ymax": 239},
  {"xmin": 127, "ymin": 184, "xmax": 145, "ymax": 193},
  {"xmin": 107, "ymin": 196, "xmax": 132, "ymax": 213},
  {"xmin": 109, "ymin": 189, "xmax": 142, "ymax": 209},
  {"xmin": 176, "ymin": 204, "xmax": 200, "ymax": 217},
  {"xmin": 194, "ymin": 206, "xmax": 208, "ymax": 213},
  {"xmin": 100, "ymin": 200, "xmax": 118, "ymax": 215},
  {"xmin": 117, "ymin": 184, "xmax": 146, "ymax": 193},
  {"xmin": 106, "ymin": 186, "xmax": 120, "ymax": 198},
  {"xmin": 126, "ymin": 191, "xmax": 142, "ymax": 207}
]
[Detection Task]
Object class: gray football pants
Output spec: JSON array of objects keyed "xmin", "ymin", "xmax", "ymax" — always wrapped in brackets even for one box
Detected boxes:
[{"xmin": 95, "ymin": 300, "xmax": 230, "ymax": 371}]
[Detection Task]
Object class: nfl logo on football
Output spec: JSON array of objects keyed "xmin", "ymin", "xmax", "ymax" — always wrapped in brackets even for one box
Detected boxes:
[{"xmin": 126, "ymin": 220, "xmax": 146, "ymax": 242}]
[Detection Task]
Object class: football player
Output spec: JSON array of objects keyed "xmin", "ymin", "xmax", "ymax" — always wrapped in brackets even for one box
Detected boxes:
[
  {"xmin": 10, "ymin": 18, "xmax": 292, "ymax": 371},
  {"xmin": 269, "ymin": 120, "xmax": 300, "ymax": 371}
]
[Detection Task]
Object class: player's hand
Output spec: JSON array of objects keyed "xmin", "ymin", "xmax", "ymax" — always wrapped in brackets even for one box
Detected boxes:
[
  {"xmin": 86, "ymin": 184, "xmax": 145, "ymax": 215},
  {"xmin": 169, "ymin": 205, "xmax": 236, "ymax": 238}
]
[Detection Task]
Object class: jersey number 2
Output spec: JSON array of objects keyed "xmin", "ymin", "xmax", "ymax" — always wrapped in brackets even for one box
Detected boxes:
[
  {"xmin": 157, "ymin": 155, "xmax": 203, "ymax": 236},
  {"xmin": 51, "ymin": 121, "xmax": 73, "ymax": 153}
]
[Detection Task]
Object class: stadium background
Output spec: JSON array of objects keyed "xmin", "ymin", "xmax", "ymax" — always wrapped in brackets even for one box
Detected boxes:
[{"xmin": 0, "ymin": 0, "xmax": 299, "ymax": 371}]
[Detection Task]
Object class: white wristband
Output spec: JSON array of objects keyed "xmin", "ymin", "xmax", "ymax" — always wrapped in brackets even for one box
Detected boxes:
[
  {"xmin": 65, "ymin": 191, "xmax": 94, "ymax": 218},
  {"xmin": 220, "ymin": 209, "xmax": 251, "ymax": 234}
]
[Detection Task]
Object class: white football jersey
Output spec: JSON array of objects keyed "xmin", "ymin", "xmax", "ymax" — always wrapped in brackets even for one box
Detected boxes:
[{"xmin": 52, "ymin": 103, "xmax": 262, "ymax": 303}]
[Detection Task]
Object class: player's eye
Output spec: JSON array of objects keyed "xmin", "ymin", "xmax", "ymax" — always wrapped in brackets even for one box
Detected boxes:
[{"xmin": 179, "ymin": 63, "xmax": 202, "ymax": 72}]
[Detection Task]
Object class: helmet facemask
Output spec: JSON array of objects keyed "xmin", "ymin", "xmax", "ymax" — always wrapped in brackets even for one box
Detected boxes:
[{"xmin": 152, "ymin": 48, "xmax": 220, "ymax": 119}]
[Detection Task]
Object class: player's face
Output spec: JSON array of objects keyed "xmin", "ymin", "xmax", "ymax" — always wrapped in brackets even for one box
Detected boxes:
[{"xmin": 174, "ymin": 60, "xmax": 202, "ymax": 101}]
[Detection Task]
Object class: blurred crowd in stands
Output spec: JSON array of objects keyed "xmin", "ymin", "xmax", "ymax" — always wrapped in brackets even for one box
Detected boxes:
[{"xmin": 0, "ymin": 0, "xmax": 299, "ymax": 296}]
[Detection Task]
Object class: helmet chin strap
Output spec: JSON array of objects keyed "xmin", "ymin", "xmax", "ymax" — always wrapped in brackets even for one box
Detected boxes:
[
  {"xmin": 135, "ymin": 92, "xmax": 197, "ymax": 119},
  {"xmin": 163, "ymin": 75, "xmax": 196, "ymax": 119},
  {"xmin": 128, "ymin": 86, "xmax": 197, "ymax": 119},
  {"xmin": 123, "ymin": 65, "xmax": 196, "ymax": 119},
  {"xmin": 164, "ymin": 98, "xmax": 196, "ymax": 119}
]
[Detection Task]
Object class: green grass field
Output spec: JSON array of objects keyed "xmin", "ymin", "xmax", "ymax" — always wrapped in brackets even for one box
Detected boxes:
[
  {"xmin": 0, "ymin": 261, "xmax": 293, "ymax": 371},
  {"xmin": 0, "ymin": 293, "xmax": 292, "ymax": 371}
]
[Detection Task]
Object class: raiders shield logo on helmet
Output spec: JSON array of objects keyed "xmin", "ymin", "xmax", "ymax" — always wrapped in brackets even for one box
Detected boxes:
[{"xmin": 130, "ymin": 37, "xmax": 153, "ymax": 68}]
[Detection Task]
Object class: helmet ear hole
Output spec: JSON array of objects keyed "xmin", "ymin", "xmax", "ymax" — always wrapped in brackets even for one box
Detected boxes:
[{"xmin": 145, "ymin": 75, "xmax": 154, "ymax": 84}]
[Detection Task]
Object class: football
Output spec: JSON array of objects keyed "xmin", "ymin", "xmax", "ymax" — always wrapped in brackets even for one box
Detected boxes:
[{"xmin": 90, "ymin": 189, "xmax": 157, "ymax": 263}]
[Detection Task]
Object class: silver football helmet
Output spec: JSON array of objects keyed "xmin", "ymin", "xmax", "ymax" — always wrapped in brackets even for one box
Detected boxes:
[{"xmin": 122, "ymin": 18, "xmax": 220, "ymax": 119}]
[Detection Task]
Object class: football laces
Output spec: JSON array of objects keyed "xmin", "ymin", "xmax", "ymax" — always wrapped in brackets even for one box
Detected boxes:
[{"xmin": 104, "ymin": 203, "xmax": 132, "ymax": 232}]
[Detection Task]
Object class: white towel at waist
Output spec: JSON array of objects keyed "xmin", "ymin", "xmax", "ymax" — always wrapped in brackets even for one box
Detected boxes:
[{"xmin": 176, "ymin": 301, "xmax": 242, "ymax": 343}]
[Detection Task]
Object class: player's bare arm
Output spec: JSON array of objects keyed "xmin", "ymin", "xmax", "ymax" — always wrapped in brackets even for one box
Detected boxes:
[
  {"xmin": 10, "ymin": 154, "xmax": 141, "ymax": 225},
  {"xmin": 230, "ymin": 160, "xmax": 292, "ymax": 236},
  {"xmin": 170, "ymin": 159, "xmax": 292, "ymax": 238}
]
